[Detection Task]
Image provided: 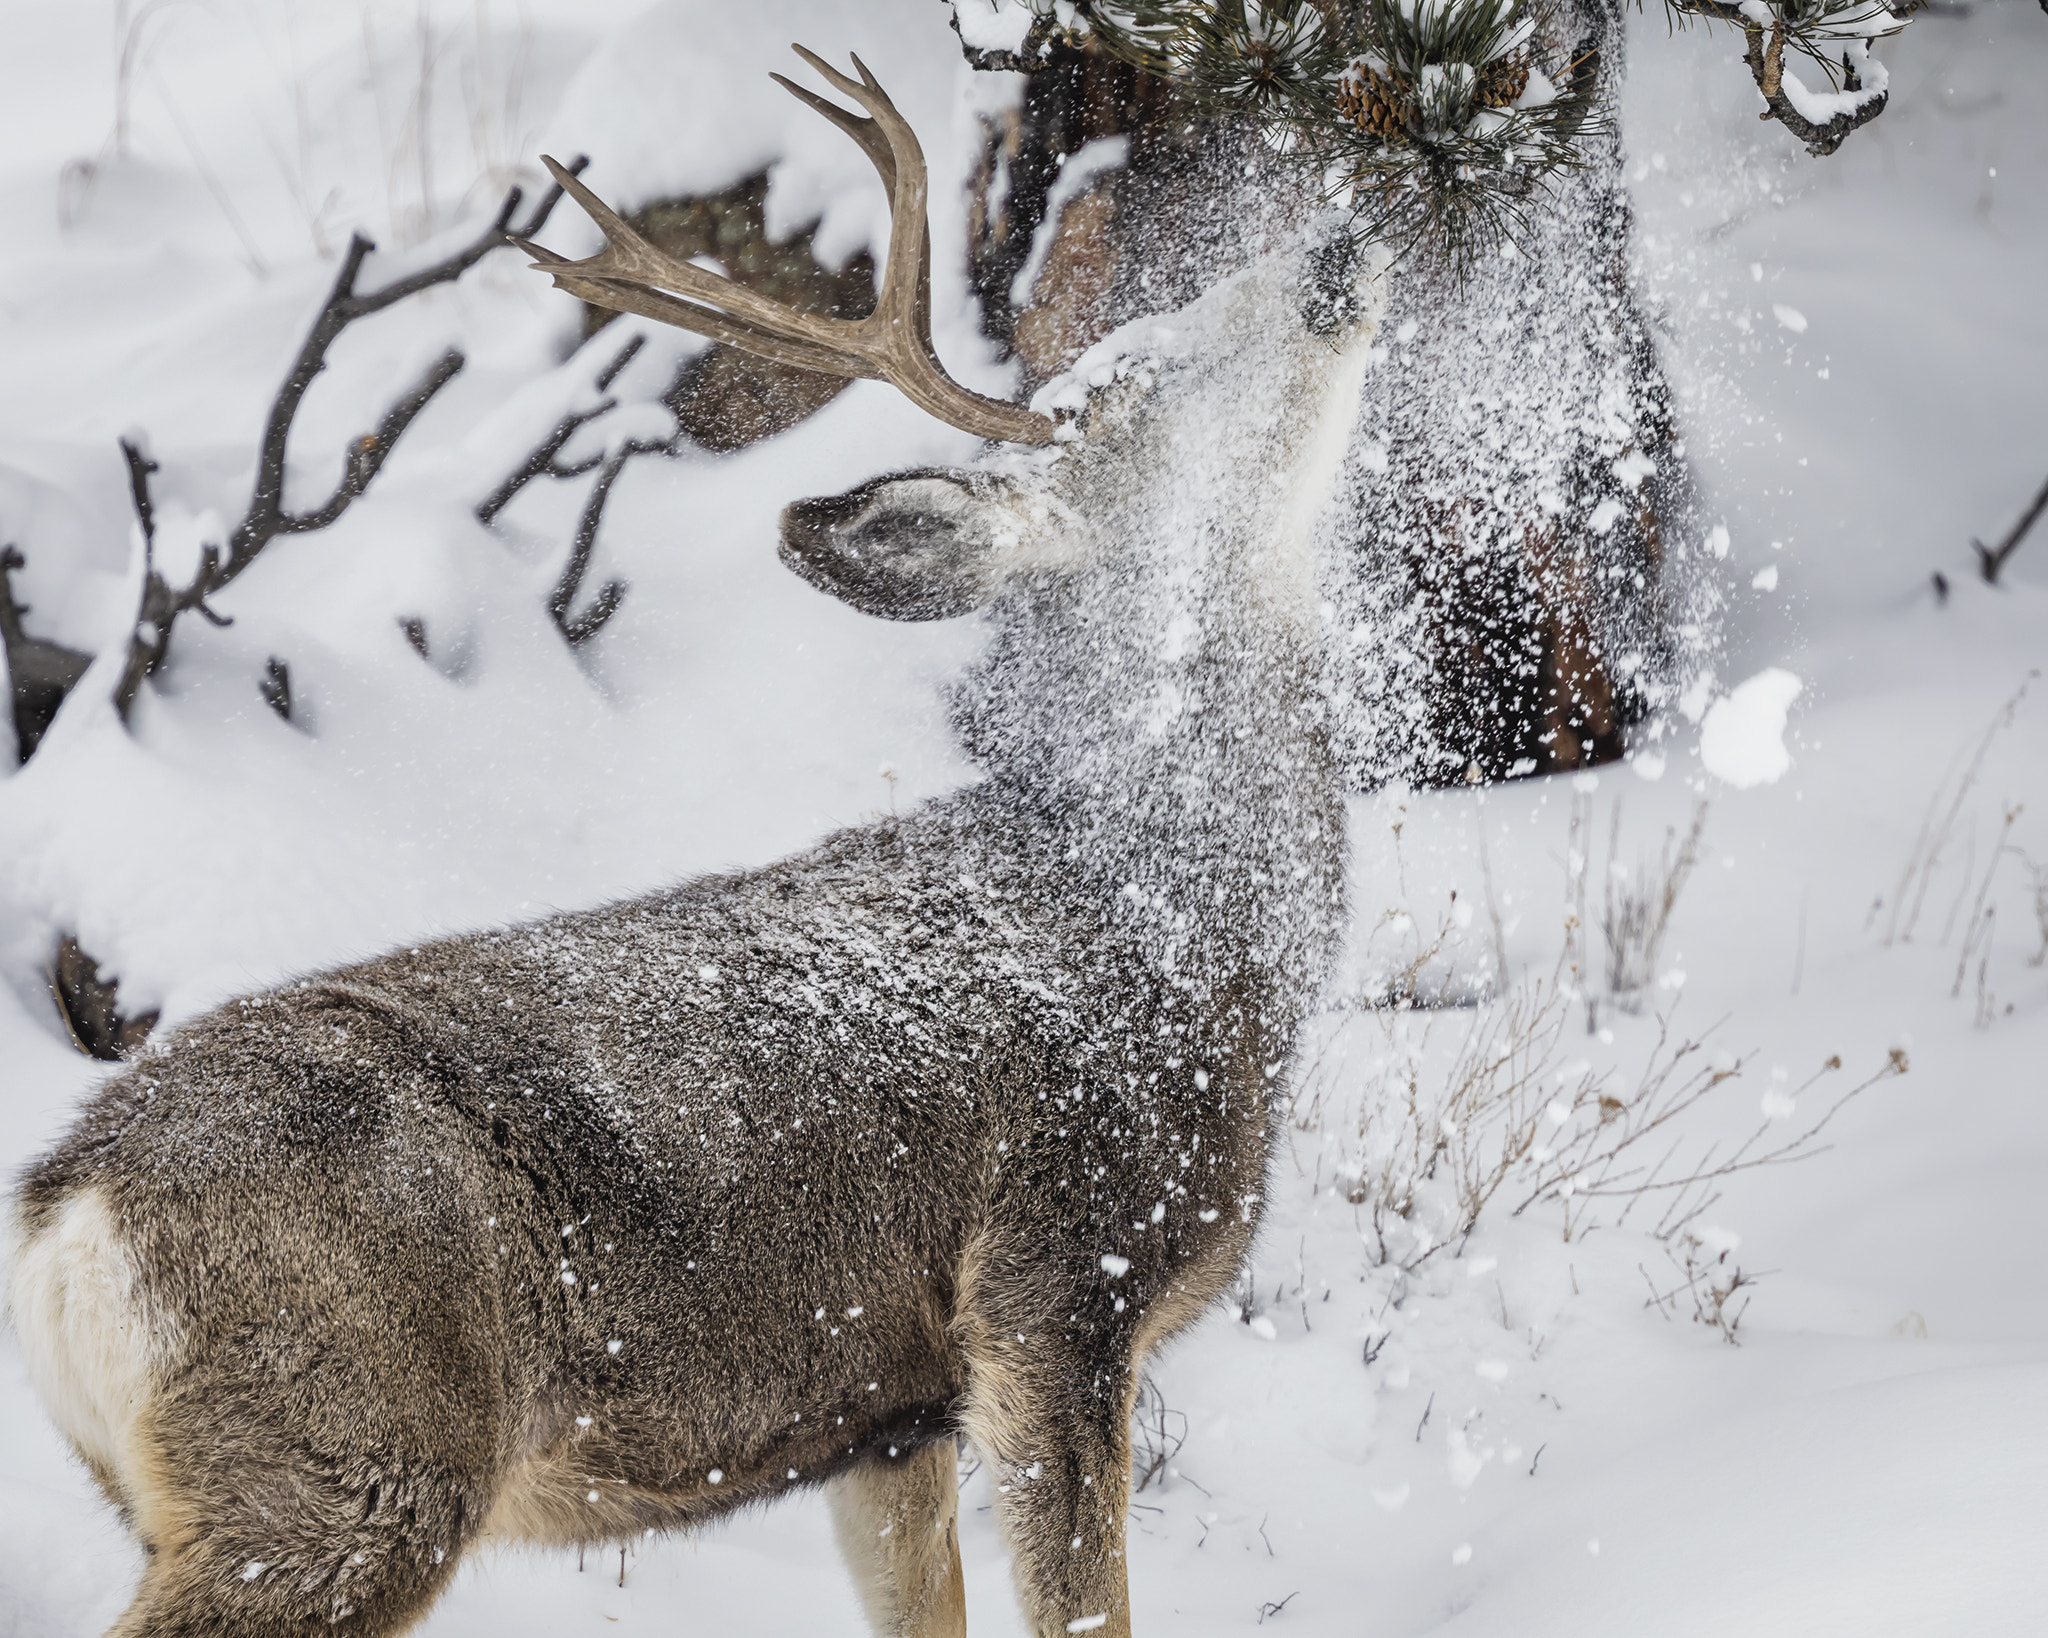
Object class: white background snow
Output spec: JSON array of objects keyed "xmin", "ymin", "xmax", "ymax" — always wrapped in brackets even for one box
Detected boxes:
[{"xmin": 1, "ymin": 2, "xmax": 2044, "ymax": 1634}]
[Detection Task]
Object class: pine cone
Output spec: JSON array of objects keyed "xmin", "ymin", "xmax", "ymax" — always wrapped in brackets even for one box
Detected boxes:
[
  {"xmin": 1336, "ymin": 63, "xmax": 1409, "ymax": 145},
  {"xmin": 1475, "ymin": 53, "xmax": 1530, "ymax": 110}
]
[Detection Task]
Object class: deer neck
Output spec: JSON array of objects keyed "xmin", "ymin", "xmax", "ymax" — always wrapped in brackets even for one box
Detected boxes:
[{"xmin": 962, "ymin": 248, "xmax": 1386, "ymax": 1015}]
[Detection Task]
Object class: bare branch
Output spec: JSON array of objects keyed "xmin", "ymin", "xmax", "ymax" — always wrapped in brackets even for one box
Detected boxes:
[
  {"xmin": 284, "ymin": 348, "xmax": 465, "ymax": 534},
  {"xmin": 112, "ymin": 438, "xmax": 179, "ymax": 719},
  {"xmin": 108, "ymin": 163, "xmax": 586, "ymax": 722},
  {"xmin": 1973, "ymin": 470, "xmax": 2048, "ymax": 586},
  {"xmin": 548, "ymin": 424, "xmax": 675, "ymax": 648},
  {"xmin": 476, "ymin": 332, "xmax": 645, "ymax": 526}
]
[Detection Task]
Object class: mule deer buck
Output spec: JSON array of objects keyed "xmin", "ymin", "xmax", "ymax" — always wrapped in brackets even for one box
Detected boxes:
[{"xmin": 8, "ymin": 46, "xmax": 1385, "ymax": 1638}]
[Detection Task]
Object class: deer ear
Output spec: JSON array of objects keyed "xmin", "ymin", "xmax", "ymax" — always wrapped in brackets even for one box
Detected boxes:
[{"xmin": 778, "ymin": 470, "xmax": 1034, "ymax": 622}]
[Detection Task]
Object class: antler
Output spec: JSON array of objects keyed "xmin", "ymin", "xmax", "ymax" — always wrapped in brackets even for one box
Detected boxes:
[{"xmin": 517, "ymin": 46, "xmax": 1056, "ymax": 447}]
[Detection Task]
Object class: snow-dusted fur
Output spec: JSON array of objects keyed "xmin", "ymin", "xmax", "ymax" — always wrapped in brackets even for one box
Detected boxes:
[{"xmin": 8, "ymin": 243, "xmax": 1385, "ymax": 1638}]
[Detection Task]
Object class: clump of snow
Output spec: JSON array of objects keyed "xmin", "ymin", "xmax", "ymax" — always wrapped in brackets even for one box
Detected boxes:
[
  {"xmin": 950, "ymin": 0, "xmax": 1040, "ymax": 55},
  {"xmin": 1699, "ymin": 668, "xmax": 1802, "ymax": 787},
  {"xmin": 1009, "ymin": 136, "xmax": 1129, "ymax": 306}
]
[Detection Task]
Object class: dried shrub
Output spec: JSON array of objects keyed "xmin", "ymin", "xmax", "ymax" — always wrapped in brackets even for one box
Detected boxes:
[
  {"xmin": 1311, "ymin": 957, "xmax": 1906, "ymax": 1342},
  {"xmin": 1600, "ymin": 800, "xmax": 1706, "ymax": 1009}
]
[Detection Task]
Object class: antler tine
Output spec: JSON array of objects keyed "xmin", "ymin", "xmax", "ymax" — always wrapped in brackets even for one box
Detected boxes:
[
  {"xmin": 519, "ymin": 48, "xmax": 1057, "ymax": 446},
  {"xmin": 769, "ymin": 60, "xmax": 926, "ymax": 337},
  {"xmin": 785, "ymin": 48, "xmax": 929, "ymax": 345},
  {"xmin": 513, "ymin": 236, "xmax": 878, "ymax": 380},
  {"xmin": 769, "ymin": 73, "xmax": 897, "ymax": 197},
  {"xmin": 786, "ymin": 42, "xmax": 873, "ymax": 106},
  {"xmin": 777, "ymin": 46, "xmax": 1052, "ymax": 445},
  {"xmin": 532, "ymin": 155, "xmax": 877, "ymax": 352}
]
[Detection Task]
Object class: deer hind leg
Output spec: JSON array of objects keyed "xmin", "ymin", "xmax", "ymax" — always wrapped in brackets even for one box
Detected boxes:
[
  {"xmin": 958, "ymin": 1348, "xmax": 1135, "ymax": 1638},
  {"xmin": 97, "ymin": 1352, "xmax": 495, "ymax": 1638},
  {"xmin": 830, "ymin": 1438, "xmax": 968, "ymax": 1638}
]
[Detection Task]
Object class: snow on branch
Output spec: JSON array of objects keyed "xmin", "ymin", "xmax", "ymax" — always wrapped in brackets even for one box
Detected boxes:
[
  {"xmin": 951, "ymin": 1, "xmax": 1606, "ymax": 269},
  {"xmin": 1671, "ymin": 0, "xmax": 1903, "ymax": 155},
  {"xmin": 950, "ymin": 2, "xmax": 1919, "ymax": 260}
]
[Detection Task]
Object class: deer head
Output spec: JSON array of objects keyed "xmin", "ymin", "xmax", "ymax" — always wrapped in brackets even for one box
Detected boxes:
[
  {"xmin": 526, "ymin": 45, "xmax": 1387, "ymax": 1008},
  {"xmin": 523, "ymin": 44, "xmax": 1384, "ymax": 629}
]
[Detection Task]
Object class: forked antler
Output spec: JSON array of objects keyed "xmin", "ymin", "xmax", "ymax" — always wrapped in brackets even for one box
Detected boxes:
[{"xmin": 517, "ymin": 46, "xmax": 1057, "ymax": 447}]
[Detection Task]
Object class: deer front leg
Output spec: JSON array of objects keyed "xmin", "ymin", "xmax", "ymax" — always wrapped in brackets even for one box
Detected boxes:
[
  {"xmin": 830, "ymin": 1439, "xmax": 968, "ymax": 1638},
  {"xmin": 959, "ymin": 1344, "xmax": 1136, "ymax": 1638}
]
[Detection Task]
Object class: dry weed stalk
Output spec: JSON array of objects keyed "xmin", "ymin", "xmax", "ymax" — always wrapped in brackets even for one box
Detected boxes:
[
  {"xmin": 1600, "ymin": 801, "xmax": 1707, "ymax": 1010},
  {"xmin": 1640, "ymin": 1234, "xmax": 1759, "ymax": 1345},
  {"xmin": 1329, "ymin": 961, "xmax": 1908, "ymax": 1291},
  {"xmin": 1129, "ymin": 1375, "xmax": 1189, "ymax": 1494},
  {"xmin": 1885, "ymin": 673, "xmax": 2034, "ymax": 946},
  {"xmin": 1356, "ymin": 904, "xmax": 1460, "ymax": 1010},
  {"xmin": 2026, "ymin": 854, "xmax": 2048, "ymax": 969},
  {"xmin": 1949, "ymin": 803, "xmax": 2023, "ymax": 1026}
]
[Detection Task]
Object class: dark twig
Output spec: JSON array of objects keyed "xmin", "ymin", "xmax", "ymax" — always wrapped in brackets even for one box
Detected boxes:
[
  {"xmin": 1973, "ymin": 471, "xmax": 2048, "ymax": 586},
  {"xmin": 478, "ymin": 326, "xmax": 683, "ymax": 650},
  {"xmin": 227, "ymin": 164, "xmax": 583, "ymax": 576},
  {"xmin": 1, "ymin": 546, "xmax": 94, "ymax": 762},
  {"xmin": 1128, "ymin": 1375, "xmax": 1188, "ymax": 1494},
  {"xmin": 259, "ymin": 657, "xmax": 292, "ymax": 721},
  {"xmin": 548, "ymin": 426, "xmax": 674, "ymax": 647},
  {"xmin": 475, "ymin": 331, "xmax": 647, "ymax": 525},
  {"xmin": 110, "ymin": 163, "xmax": 586, "ymax": 721}
]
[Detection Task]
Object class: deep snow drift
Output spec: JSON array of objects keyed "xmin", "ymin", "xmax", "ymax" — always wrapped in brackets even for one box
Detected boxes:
[{"xmin": 1, "ymin": 3, "xmax": 2045, "ymax": 1635}]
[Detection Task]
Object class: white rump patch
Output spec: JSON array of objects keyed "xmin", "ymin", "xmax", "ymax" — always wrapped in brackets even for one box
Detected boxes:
[{"xmin": 7, "ymin": 1189, "xmax": 173, "ymax": 1494}]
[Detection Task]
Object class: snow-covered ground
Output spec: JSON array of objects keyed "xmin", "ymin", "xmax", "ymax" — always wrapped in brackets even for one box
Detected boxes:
[{"xmin": 2, "ymin": 3, "xmax": 2045, "ymax": 1634}]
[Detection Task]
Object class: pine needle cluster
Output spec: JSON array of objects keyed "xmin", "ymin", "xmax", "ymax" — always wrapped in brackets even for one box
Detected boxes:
[
  {"xmin": 978, "ymin": 0, "xmax": 1913, "ymax": 261},
  {"xmin": 1001, "ymin": 1, "xmax": 1604, "ymax": 269}
]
